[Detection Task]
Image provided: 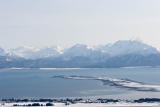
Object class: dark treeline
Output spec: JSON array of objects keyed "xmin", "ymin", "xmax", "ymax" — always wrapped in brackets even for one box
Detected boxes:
[
  {"xmin": 13, "ymin": 103, "xmax": 54, "ymax": 106},
  {"xmin": 1, "ymin": 98, "xmax": 160, "ymax": 104}
]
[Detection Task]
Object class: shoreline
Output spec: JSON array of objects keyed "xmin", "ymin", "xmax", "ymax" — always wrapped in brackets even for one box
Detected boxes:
[{"xmin": 0, "ymin": 66, "xmax": 160, "ymax": 70}]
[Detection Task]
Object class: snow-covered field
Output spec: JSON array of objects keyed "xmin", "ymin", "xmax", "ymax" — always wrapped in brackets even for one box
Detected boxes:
[
  {"xmin": 1, "ymin": 102, "xmax": 160, "ymax": 107},
  {"xmin": 54, "ymin": 103, "xmax": 160, "ymax": 107}
]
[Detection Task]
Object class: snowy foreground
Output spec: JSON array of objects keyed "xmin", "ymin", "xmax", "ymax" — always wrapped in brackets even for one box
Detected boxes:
[
  {"xmin": 1, "ymin": 98, "xmax": 160, "ymax": 107},
  {"xmin": 1, "ymin": 102, "xmax": 160, "ymax": 107}
]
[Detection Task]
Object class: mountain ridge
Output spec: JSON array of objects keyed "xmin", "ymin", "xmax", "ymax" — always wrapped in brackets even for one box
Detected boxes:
[{"xmin": 1, "ymin": 40, "xmax": 160, "ymax": 68}]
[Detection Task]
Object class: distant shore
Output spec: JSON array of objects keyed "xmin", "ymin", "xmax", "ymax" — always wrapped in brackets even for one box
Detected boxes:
[{"xmin": 0, "ymin": 66, "xmax": 159, "ymax": 70}]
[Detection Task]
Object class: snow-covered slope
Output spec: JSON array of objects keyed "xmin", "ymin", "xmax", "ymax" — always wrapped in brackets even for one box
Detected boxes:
[
  {"xmin": 63, "ymin": 44, "xmax": 94, "ymax": 57},
  {"xmin": 95, "ymin": 40, "xmax": 159, "ymax": 56},
  {"xmin": 7, "ymin": 46, "xmax": 63, "ymax": 59},
  {"xmin": 61, "ymin": 40, "xmax": 159, "ymax": 60},
  {"xmin": 1, "ymin": 40, "xmax": 160, "ymax": 68},
  {"xmin": 3, "ymin": 40, "xmax": 160, "ymax": 59}
]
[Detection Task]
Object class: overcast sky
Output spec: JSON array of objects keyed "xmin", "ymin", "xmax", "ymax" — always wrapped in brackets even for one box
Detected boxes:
[{"xmin": 0, "ymin": 0, "xmax": 160, "ymax": 49}]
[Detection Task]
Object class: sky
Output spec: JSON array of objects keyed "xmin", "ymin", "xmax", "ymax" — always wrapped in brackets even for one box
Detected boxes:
[{"xmin": 0, "ymin": 0, "xmax": 160, "ymax": 49}]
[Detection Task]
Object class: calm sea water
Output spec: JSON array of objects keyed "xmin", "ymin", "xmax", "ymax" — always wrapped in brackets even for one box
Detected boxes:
[{"xmin": 0, "ymin": 67, "xmax": 160, "ymax": 99}]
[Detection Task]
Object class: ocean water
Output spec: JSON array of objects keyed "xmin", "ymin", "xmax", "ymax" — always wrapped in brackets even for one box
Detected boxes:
[{"xmin": 0, "ymin": 67, "xmax": 160, "ymax": 99}]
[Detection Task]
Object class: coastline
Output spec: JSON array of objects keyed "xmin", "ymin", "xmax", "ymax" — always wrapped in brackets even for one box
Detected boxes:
[{"xmin": 0, "ymin": 66, "xmax": 159, "ymax": 71}]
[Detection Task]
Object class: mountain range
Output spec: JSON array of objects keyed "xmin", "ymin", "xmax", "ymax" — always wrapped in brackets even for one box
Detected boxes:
[{"xmin": 1, "ymin": 40, "xmax": 160, "ymax": 68}]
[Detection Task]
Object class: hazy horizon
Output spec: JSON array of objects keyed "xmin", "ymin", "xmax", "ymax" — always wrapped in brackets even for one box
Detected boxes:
[{"xmin": 1, "ymin": 0, "xmax": 160, "ymax": 49}]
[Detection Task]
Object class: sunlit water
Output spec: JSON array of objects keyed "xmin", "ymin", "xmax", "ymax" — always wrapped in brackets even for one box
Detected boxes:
[{"xmin": 0, "ymin": 67, "xmax": 160, "ymax": 99}]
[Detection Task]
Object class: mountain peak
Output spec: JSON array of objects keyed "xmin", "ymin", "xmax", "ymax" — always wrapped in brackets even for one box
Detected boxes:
[
  {"xmin": 96, "ymin": 40, "xmax": 159, "ymax": 56},
  {"xmin": 0, "ymin": 40, "xmax": 159, "ymax": 59}
]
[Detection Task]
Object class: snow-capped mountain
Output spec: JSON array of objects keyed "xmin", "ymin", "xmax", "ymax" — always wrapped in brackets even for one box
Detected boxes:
[
  {"xmin": 61, "ymin": 44, "xmax": 107, "ymax": 61},
  {"xmin": 7, "ymin": 46, "xmax": 63, "ymax": 59},
  {"xmin": 62, "ymin": 44, "xmax": 94, "ymax": 57},
  {"xmin": 1, "ymin": 40, "xmax": 160, "ymax": 68},
  {"xmin": 4, "ymin": 40, "xmax": 160, "ymax": 59},
  {"xmin": 61, "ymin": 40, "xmax": 159, "ymax": 59},
  {"xmin": 95, "ymin": 40, "xmax": 159, "ymax": 56}
]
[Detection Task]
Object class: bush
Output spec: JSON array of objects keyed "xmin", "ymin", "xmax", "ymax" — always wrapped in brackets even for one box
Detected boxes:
[{"xmin": 46, "ymin": 103, "xmax": 54, "ymax": 106}]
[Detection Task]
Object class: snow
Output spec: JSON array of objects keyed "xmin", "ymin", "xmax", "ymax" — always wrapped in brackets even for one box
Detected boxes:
[
  {"xmin": 56, "ymin": 103, "xmax": 160, "ymax": 107},
  {"xmin": 95, "ymin": 40, "xmax": 159, "ymax": 56},
  {"xmin": 7, "ymin": 46, "xmax": 62, "ymax": 59},
  {"xmin": 63, "ymin": 44, "xmax": 94, "ymax": 57},
  {"xmin": 1, "ymin": 102, "xmax": 160, "ymax": 107},
  {"xmin": 1, "ymin": 40, "xmax": 160, "ymax": 59}
]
